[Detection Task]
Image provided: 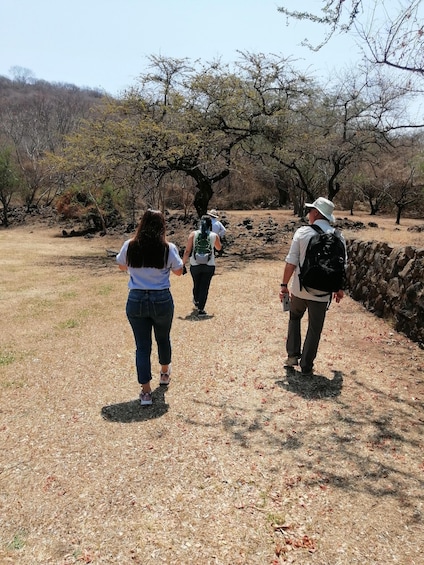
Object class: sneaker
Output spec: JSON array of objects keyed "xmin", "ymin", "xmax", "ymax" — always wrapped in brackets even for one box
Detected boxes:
[
  {"xmin": 159, "ymin": 365, "xmax": 171, "ymax": 386},
  {"xmin": 301, "ymin": 369, "xmax": 314, "ymax": 377},
  {"xmin": 198, "ymin": 310, "xmax": 207, "ymax": 317},
  {"xmin": 139, "ymin": 391, "xmax": 152, "ymax": 405},
  {"xmin": 284, "ymin": 356, "xmax": 299, "ymax": 367}
]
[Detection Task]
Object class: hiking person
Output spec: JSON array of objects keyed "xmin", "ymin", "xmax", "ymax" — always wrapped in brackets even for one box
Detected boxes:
[
  {"xmin": 207, "ymin": 209, "xmax": 226, "ymax": 239},
  {"xmin": 182, "ymin": 215, "xmax": 222, "ymax": 317},
  {"xmin": 279, "ymin": 197, "xmax": 347, "ymax": 377},
  {"xmin": 116, "ymin": 209, "xmax": 183, "ymax": 405}
]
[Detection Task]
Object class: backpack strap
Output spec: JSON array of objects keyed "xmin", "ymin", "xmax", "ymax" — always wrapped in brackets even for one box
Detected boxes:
[
  {"xmin": 191, "ymin": 231, "xmax": 199, "ymax": 259},
  {"xmin": 310, "ymin": 223, "xmax": 324, "ymax": 235}
]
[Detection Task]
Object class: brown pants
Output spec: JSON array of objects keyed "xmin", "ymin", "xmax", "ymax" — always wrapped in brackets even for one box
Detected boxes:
[{"xmin": 286, "ymin": 294, "xmax": 329, "ymax": 373}]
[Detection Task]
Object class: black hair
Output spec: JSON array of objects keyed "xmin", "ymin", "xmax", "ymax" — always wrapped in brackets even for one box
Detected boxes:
[{"xmin": 199, "ymin": 215, "xmax": 212, "ymax": 239}]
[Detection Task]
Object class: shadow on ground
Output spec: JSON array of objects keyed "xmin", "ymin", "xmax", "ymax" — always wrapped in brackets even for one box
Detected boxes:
[
  {"xmin": 276, "ymin": 369, "xmax": 343, "ymax": 399},
  {"xmin": 178, "ymin": 311, "xmax": 215, "ymax": 321},
  {"xmin": 101, "ymin": 387, "xmax": 169, "ymax": 422}
]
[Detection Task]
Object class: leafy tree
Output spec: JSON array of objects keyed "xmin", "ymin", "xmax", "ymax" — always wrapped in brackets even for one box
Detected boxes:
[
  {"xmin": 261, "ymin": 65, "xmax": 411, "ymax": 208},
  {"xmin": 48, "ymin": 53, "xmax": 310, "ymax": 217},
  {"xmin": 41, "ymin": 52, "xmax": 424, "ymax": 222}
]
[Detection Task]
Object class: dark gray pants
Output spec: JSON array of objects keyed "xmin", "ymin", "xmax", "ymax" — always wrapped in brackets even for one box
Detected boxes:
[
  {"xmin": 190, "ymin": 264, "xmax": 215, "ymax": 311},
  {"xmin": 286, "ymin": 294, "xmax": 329, "ymax": 373}
]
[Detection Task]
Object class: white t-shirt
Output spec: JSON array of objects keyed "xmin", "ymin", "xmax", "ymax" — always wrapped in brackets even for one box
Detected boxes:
[
  {"xmin": 116, "ymin": 240, "xmax": 183, "ymax": 290},
  {"xmin": 285, "ymin": 220, "xmax": 346, "ymax": 302},
  {"xmin": 210, "ymin": 218, "xmax": 226, "ymax": 238}
]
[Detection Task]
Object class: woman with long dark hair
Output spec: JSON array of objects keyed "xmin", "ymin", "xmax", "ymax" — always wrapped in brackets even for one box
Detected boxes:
[
  {"xmin": 182, "ymin": 215, "xmax": 222, "ymax": 316},
  {"xmin": 116, "ymin": 210, "xmax": 183, "ymax": 405}
]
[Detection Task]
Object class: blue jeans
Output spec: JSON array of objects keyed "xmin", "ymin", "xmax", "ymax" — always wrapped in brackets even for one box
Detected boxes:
[
  {"xmin": 126, "ymin": 289, "xmax": 174, "ymax": 385},
  {"xmin": 190, "ymin": 264, "xmax": 215, "ymax": 310}
]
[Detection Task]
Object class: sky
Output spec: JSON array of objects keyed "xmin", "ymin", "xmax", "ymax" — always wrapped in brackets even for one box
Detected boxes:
[{"xmin": 0, "ymin": 0, "xmax": 363, "ymax": 95}]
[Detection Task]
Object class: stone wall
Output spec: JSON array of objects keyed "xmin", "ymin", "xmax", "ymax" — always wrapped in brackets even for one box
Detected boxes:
[{"xmin": 345, "ymin": 239, "xmax": 424, "ymax": 348}]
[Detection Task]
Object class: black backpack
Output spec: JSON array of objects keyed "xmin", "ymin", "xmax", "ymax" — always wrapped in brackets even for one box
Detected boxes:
[{"xmin": 299, "ymin": 224, "xmax": 346, "ymax": 294}]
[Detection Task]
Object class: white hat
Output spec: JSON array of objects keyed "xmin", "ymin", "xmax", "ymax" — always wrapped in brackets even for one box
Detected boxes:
[
  {"xmin": 207, "ymin": 209, "xmax": 219, "ymax": 218},
  {"xmin": 305, "ymin": 197, "xmax": 335, "ymax": 223}
]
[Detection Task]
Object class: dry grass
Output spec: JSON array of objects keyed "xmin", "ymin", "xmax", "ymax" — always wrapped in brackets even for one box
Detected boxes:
[
  {"xmin": 336, "ymin": 211, "xmax": 423, "ymax": 247},
  {"xmin": 1, "ymin": 212, "xmax": 424, "ymax": 565}
]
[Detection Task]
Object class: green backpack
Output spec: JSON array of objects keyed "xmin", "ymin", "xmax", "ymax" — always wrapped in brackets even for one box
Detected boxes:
[{"xmin": 193, "ymin": 232, "xmax": 212, "ymax": 264}]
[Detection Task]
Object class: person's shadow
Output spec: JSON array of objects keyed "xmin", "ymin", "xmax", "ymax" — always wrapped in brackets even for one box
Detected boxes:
[
  {"xmin": 178, "ymin": 311, "xmax": 214, "ymax": 322},
  {"xmin": 276, "ymin": 369, "xmax": 343, "ymax": 399},
  {"xmin": 101, "ymin": 386, "xmax": 168, "ymax": 422}
]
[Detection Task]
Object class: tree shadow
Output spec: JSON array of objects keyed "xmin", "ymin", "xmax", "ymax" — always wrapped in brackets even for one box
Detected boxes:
[
  {"xmin": 101, "ymin": 386, "xmax": 169, "ymax": 423},
  {"xmin": 276, "ymin": 369, "xmax": 343, "ymax": 399},
  {"xmin": 177, "ymin": 376, "xmax": 424, "ymax": 512}
]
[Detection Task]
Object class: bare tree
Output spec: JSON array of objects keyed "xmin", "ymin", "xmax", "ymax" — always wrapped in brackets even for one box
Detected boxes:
[
  {"xmin": 382, "ymin": 145, "xmax": 424, "ymax": 223},
  {"xmin": 0, "ymin": 79, "xmax": 103, "ymax": 209},
  {"xmin": 9, "ymin": 66, "xmax": 36, "ymax": 84},
  {"xmin": 278, "ymin": 1, "xmax": 424, "ymax": 75},
  {"xmin": 352, "ymin": 162, "xmax": 389, "ymax": 215},
  {"xmin": 351, "ymin": 141, "xmax": 424, "ymax": 219}
]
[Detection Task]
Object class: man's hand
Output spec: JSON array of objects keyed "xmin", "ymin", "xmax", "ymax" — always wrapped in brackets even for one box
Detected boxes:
[
  {"xmin": 279, "ymin": 286, "xmax": 289, "ymax": 302},
  {"xmin": 334, "ymin": 290, "xmax": 344, "ymax": 303}
]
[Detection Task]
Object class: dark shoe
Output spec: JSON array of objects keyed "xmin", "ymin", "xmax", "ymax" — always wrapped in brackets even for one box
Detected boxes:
[
  {"xmin": 198, "ymin": 310, "xmax": 207, "ymax": 317},
  {"xmin": 284, "ymin": 356, "xmax": 299, "ymax": 367},
  {"xmin": 301, "ymin": 369, "xmax": 314, "ymax": 377}
]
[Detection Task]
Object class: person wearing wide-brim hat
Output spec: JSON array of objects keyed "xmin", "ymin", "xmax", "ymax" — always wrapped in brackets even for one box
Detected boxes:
[
  {"xmin": 304, "ymin": 197, "xmax": 336, "ymax": 223},
  {"xmin": 278, "ymin": 197, "xmax": 347, "ymax": 377},
  {"xmin": 207, "ymin": 209, "xmax": 226, "ymax": 239}
]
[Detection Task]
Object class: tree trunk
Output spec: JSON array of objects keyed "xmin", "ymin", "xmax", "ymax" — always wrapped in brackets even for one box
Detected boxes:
[
  {"xmin": 193, "ymin": 178, "xmax": 213, "ymax": 217},
  {"xmin": 88, "ymin": 188, "xmax": 107, "ymax": 234},
  {"xmin": 277, "ymin": 187, "xmax": 288, "ymax": 206},
  {"xmin": 395, "ymin": 206, "xmax": 403, "ymax": 225},
  {"xmin": 184, "ymin": 166, "xmax": 229, "ymax": 217}
]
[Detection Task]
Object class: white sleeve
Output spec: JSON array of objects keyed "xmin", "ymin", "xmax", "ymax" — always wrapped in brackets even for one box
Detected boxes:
[
  {"xmin": 116, "ymin": 240, "xmax": 130, "ymax": 266},
  {"xmin": 167, "ymin": 243, "xmax": 183, "ymax": 270}
]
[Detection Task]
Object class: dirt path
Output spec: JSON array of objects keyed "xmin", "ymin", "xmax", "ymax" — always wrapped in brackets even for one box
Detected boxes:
[{"xmin": 0, "ymin": 223, "xmax": 423, "ymax": 564}]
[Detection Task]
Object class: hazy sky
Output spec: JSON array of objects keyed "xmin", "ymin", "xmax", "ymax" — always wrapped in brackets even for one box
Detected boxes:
[{"xmin": 1, "ymin": 0, "xmax": 362, "ymax": 95}]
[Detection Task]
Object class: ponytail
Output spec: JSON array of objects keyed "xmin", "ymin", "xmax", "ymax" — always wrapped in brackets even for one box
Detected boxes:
[{"xmin": 199, "ymin": 215, "xmax": 212, "ymax": 239}]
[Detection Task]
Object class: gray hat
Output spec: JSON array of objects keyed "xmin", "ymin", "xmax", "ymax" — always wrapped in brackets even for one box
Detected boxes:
[
  {"xmin": 305, "ymin": 197, "xmax": 335, "ymax": 223},
  {"xmin": 207, "ymin": 209, "xmax": 219, "ymax": 218}
]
